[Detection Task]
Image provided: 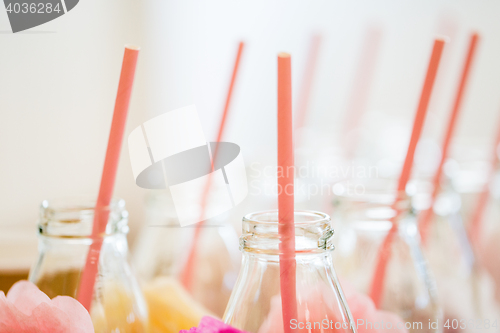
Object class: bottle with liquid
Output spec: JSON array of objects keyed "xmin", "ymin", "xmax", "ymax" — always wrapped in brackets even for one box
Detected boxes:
[
  {"xmin": 132, "ymin": 190, "xmax": 241, "ymax": 321},
  {"xmin": 29, "ymin": 197, "xmax": 148, "ymax": 333}
]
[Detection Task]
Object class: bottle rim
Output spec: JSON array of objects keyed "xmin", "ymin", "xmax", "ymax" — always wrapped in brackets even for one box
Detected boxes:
[
  {"xmin": 243, "ymin": 209, "xmax": 330, "ymax": 225},
  {"xmin": 38, "ymin": 196, "xmax": 128, "ymax": 238},
  {"xmin": 240, "ymin": 210, "xmax": 334, "ymax": 255},
  {"xmin": 331, "ymin": 179, "xmax": 414, "ymax": 230},
  {"xmin": 332, "ymin": 178, "xmax": 407, "ymax": 203}
]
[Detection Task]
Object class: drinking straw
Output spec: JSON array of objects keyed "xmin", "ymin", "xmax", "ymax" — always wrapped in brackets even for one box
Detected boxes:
[
  {"xmin": 295, "ymin": 34, "xmax": 321, "ymax": 130},
  {"xmin": 426, "ymin": 17, "xmax": 458, "ymax": 118},
  {"xmin": 77, "ymin": 45, "xmax": 140, "ymax": 311},
  {"xmin": 180, "ymin": 41, "xmax": 245, "ymax": 290},
  {"xmin": 419, "ymin": 33, "xmax": 480, "ymax": 244},
  {"xmin": 342, "ymin": 27, "xmax": 382, "ymax": 156},
  {"xmin": 468, "ymin": 114, "xmax": 500, "ymax": 247},
  {"xmin": 369, "ymin": 39, "xmax": 446, "ymax": 308},
  {"xmin": 277, "ymin": 52, "xmax": 298, "ymax": 333}
]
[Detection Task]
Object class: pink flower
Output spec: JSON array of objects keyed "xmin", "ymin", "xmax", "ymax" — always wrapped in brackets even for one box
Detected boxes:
[
  {"xmin": 0, "ymin": 280, "xmax": 94, "ymax": 333},
  {"xmin": 257, "ymin": 281, "xmax": 408, "ymax": 333},
  {"xmin": 180, "ymin": 316, "xmax": 249, "ymax": 333},
  {"xmin": 342, "ymin": 282, "xmax": 409, "ymax": 333}
]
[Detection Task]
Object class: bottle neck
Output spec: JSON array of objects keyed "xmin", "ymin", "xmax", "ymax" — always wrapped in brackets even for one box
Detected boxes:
[
  {"xmin": 239, "ymin": 210, "xmax": 334, "ymax": 255},
  {"xmin": 38, "ymin": 197, "xmax": 129, "ymax": 239},
  {"xmin": 332, "ymin": 179, "xmax": 412, "ymax": 225}
]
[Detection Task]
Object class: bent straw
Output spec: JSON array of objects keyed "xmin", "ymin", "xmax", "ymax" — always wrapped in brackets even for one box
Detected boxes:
[
  {"xmin": 77, "ymin": 46, "xmax": 140, "ymax": 311},
  {"xmin": 369, "ymin": 39, "xmax": 445, "ymax": 308},
  {"xmin": 342, "ymin": 26, "xmax": 382, "ymax": 157},
  {"xmin": 295, "ymin": 34, "xmax": 321, "ymax": 130},
  {"xmin": 180, "ymin": 42, "xmax": 245, "ymax": 290},
  {"xmin": 468, "ymin": 115, "xmax": 500, "ymax": 247},
  {"xmin": 277, "ymin": 52, "xmax": 297, "ymax": 333},
  {"xmin": 419, "ymin": 33, "xmax": 480, "ymax": 244}
]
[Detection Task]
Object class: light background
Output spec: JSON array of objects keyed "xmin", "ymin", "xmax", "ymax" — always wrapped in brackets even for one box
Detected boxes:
[{"xmin": 1, "ymin": 0, "xmax": 500, "ymax": 264}]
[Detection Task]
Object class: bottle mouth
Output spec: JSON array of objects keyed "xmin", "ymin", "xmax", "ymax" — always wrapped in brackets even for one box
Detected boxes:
[
  {"xmin": 38, "ymin": 196, "xmax": 128, "ymax": 238},
  {"xmin": 240, "ymin": 210, "xmax": 334, "ymax": 255},
  {"xmin": 332, "ymin": 177, "xmax": 413, "ymax": 204},
  {"xmin": 446, "ymin": 159, "xmax": 491, "ymax": 194},
  {"xmin": 332, "ymin": 178, "xmax": 406, "ymax": 204},
  {"xmin": 331, "ymin": 179, "xmax": 413, "ymax": 228},
  {"xmin": 243, "ymin": 210, "xmax": 330, "ymax": 225}
]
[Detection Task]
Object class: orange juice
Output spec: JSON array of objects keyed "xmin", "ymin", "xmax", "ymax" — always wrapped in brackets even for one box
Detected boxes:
[
  {"xmin": 143, "ymin": 277, "xmax": 212, "ymax": 333},
  {"xmin": 35, "ymin": 269, "xmax": 147, "ymax": 333}
]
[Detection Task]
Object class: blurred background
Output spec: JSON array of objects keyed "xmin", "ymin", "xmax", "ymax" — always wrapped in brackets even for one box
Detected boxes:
[{"xmin": 1, "ymin": 0, "xmax": 500, "ymax": 290}]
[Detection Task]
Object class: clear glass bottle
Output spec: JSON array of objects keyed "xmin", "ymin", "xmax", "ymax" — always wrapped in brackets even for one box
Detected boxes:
[
  {"xmin": 423, "ymin": 159, "xmax": 500, "ymax": 331},
  {"xmin": 132, "ymin": 190, "xmax": 241, "ymax": 317},
  {"xmin": 483, "ymin": 166, "xmax": 500, "ymax": 305},
  {"xmin": 223, "ymin": 210, "xmax": 356, "ymax": 333},
  {"xmin": 29, "ymin": 197, "xmax": 148, "ymax": 333},
  {"xmin": 331, "ymin": 180, "xmax": 441, "ymax": 333}
]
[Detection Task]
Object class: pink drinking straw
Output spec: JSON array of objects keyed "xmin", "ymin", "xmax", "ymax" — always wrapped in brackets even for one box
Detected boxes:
[
  {"xmin": 426, "ymin": 16, "xmax": 458, "ymax": 117},
  {"xmin": 180, "ymin": 42, "xmax": 245, "ymax": 290},
  {"xmin": 295, "ymin": 34, "xmax": 321, "ymax": 130},
  {"xmin": 468, "ymin": 114, "xmax": 500, "ymax": 248},
  {"xmin": 419, "ymin": 33, "xmax": 480, "ymax": 244},
  {"xmin": 342, "ymin": 26, "xmax": 382, "ymax": 157},
  {"xmin": 77, "ymin": 46, "xmax": 140, "ymax": 311},
  {"xmin": 369, "ymin": 39, "xmax": 446, "ymax": 308},
  {"xmin": 277, "ymin": 52, "xmax": 298, "ymax": 333}
]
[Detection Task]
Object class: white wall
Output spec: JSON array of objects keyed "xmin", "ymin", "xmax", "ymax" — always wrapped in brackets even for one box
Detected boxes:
[
  {"xmin": 140, "ymin": 0, "xmax": 500, "ymax": 164},
  {"xmin": 2, "ymin": 0, "xmax": 500, "ymax": 256},
  {"xmin": 0, "ymin": 0, "xmax": 147, "ymax": 244}
]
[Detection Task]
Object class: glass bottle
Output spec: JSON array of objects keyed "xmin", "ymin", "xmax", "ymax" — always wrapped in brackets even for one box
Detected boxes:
[
  {"xmin": 132, "ymin": 189, "xmax": 241, "ymax": 317},
  {"xmin": 423, "ymin": 158, "xmax": 500, "ymax": 331},
  {"xmin": 223, "ymin": 210, "xmax": 356, "ymax": 333},
  {"xmin": 483, "ymin": 164, "xmax": 500, "ymax": 304},
  {"xmin": 331, "ymin": 179, "xmax": 442, "ymax": 333},
  {"xmin": 29, "ymin": 197, "xmax": 148, "ymax": 333}
]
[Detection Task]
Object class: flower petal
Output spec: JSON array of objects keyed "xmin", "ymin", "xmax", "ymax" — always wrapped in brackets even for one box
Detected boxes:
[
  {"xmin": 34, "ymin": 302, "xmax": 68, "ymax": 333},
  {"xmin": 51, "ymin": 296, "xmax": 94, "ymax": 333},
  {"xmin": 7, "ymin": 280, "xmax": 51, "ymax": 316}
]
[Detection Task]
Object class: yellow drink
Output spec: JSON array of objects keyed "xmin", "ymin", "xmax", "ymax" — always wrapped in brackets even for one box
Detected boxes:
[
  {"xmin": 35, "ymin": 269, "xmax": 148, "ymax": 333},
  {"xmin": 143, "ymin": 277, "xmax": 212, "ymax": 333}
]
